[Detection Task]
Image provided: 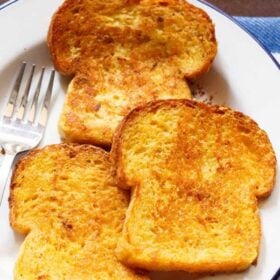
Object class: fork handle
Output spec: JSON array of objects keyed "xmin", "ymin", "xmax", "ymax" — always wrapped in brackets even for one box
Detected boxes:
[{"xmin": 0, "ymin": 153, "xmax": 16, "ymax": 206}]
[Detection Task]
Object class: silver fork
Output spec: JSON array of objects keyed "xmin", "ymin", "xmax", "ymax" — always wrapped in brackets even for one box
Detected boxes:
[{"xmin": 0, "ymin": 62, "xmax": 55, "ymax": 205}]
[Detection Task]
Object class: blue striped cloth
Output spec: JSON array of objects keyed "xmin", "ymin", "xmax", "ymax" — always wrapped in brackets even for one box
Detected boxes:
[{"xmin": 234, "ymin": 17, "xmax": 280, "ymax": 66}]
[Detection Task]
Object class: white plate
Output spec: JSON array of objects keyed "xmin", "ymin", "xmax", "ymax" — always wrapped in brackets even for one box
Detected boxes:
[{"xmin": 0, "ymin": 0, "xmax": 279, "ymax": 279}]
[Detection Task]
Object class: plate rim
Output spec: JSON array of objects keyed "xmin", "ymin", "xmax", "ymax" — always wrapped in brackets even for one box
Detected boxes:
[{"xmin": 0, "ymin": 0, "xmax": 18, "ymax": 11}]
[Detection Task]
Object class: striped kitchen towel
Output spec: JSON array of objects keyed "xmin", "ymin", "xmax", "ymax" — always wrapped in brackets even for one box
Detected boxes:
[{"xmin": 235, "ymin": 17, "xmax": 280, "ymax": 65}]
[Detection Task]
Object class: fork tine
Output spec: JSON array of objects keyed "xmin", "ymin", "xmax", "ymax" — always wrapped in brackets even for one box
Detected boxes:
[
  {"xmin": 11, "ymin": 64, "xmax": 35, "ymax": 120},
  {"xmin": 9, "ymin": 62, "xmax": 26, "ymax": 105},
  {"xmin": 20, "ymin": 64, "xmax": 35, "ymax": 109},
  {"xmin": 22, "ymin": 67, "xmax": 45, "ymax": 123},
  {"xmin": 33, "ymin": 70, "xmax": 55, "ymax": 126},
  {"xmin": 43, "ymin": 70, "xmax": 55, "ymax": 112},
  {"xmin": 1, "ymin": 62, "xmax": 26, "ymax": 119}
]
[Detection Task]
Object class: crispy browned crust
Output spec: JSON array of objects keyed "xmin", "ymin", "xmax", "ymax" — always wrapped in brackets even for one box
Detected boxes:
[
  {"xmin": 47, "ymin": 1, "xmax": 77, "ymax": 75},
  {"xmin": 111, "ymin": 118, "xmax": 131, "ymax": 189},
  {"xmin": 111, "ymin": 99, "xmax": 276, "ymax": 199}
]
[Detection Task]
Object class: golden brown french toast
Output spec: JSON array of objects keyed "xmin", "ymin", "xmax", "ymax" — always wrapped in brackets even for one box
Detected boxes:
[
  {"xmin": 9, "ymin": 144, "xmax": 149, "ymax": 280},
  {"xmin": 48, "ymin": 0, "xmax": 217, "ymax": 146},
  {"xmin": 111, "ymin": 99, "xmax": 276, "ymax": 273},
  {"xmin": 59, "ymin": 60, "xmax": 192, "ymax": 146}
]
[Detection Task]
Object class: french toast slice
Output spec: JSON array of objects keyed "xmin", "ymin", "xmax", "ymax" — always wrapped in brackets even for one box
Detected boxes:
[
  {"xmin": 111, "ymin": 99, "xmax": 276, "ymax": 273},
  {"xmin": 48, "ymin": 0, "xmax": 217, "ymax": 78},
  {"xmin": 9, "ymin": 144, "xmax": 149, "ymax": 280},
  {"xmin": 59, "ymin": 60, "xmax": 192, "ymax": 146},
  {"xmin": 48, "ymin": 0, "xmax": 217, "ymax": 146}
]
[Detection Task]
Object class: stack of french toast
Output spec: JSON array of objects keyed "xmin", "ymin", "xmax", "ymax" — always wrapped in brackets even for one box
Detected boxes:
[{"xmin": 9, "ymin": 0, "xmax": 276, "ymax": 279}]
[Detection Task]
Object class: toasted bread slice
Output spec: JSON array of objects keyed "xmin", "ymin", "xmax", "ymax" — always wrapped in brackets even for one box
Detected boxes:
[
  {"xmin": 10, "ymin": 144, "xmax": 149, "ymax": 280},
  {"xmin": 111, "ymin": 99, "xmax": 276, "ymax": 273},
  {"xmin": 48, "ymin": 0, "xmax": 217, "ymax": 146},
  {"xmin": 48, "ymin": 0, "xmax": 217, "ymax": 77},
  {"xmin": 59, "ymin": 60, "xmax": 192, "ymax": 146}
]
